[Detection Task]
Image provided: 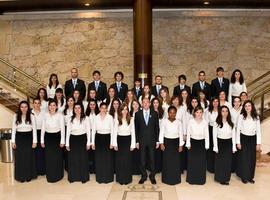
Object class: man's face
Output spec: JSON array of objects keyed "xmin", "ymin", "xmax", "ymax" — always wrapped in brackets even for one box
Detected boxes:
[
  {"xmin": 93, "ymin": 73, "xmax": 100, "ymax": 81},
  {"xmin": 198, "ymin": 73, "xmax": 205, "ymax": 82},
  {"xmin": 71, "ymin": 69, "xmax": 78, "ymax": 79},
  {"xmin": 155, "ymin": 76, "xmax": 162, "ymax": 85}
]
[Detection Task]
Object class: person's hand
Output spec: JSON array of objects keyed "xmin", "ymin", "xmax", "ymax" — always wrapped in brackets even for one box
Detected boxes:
[
  {"xmin": 114, "ymin": 146, "xmax": 118, "ymax": 151},
  {"xmin": 237, "ymin": 144, "xmax": 241, "ymax": 150},
  {"xmin": 12, "ymin": 143, "xmax": 16, "ymax": 149},
  {"xmin": 92, "ymin": 145, "xmax": 95, "ymax": 150},
  {"xmin": 187, "ymin": 146, "xmax": 191, "ymax": 150},
  {"xmin": 32, "ymin": 143, "xmax": 37, "ymax": 149},
  {"xmin": 160, "ymin": 144, "xmax": 165, "ymax": 151},
  {"xmin": 130, "ymin": 148, "xmax": 134, "ymax": 151},
  {"xmin": 86, "ymin": 145, "xmax": 91, "ymax": 150},
  {"xmin": 136, "ymin": 143, "xmax": 139, "ymax": 149},
  {"xmin": 41, "ymin": 143, "xmax": 45, "ymax": 148},
  {"xmin": 66, "ymin": 146, "xmax": 70, "ymax": 151},
  {"xmin": 109, "ymin": 145, "xmax": 113, "ymax": 149},
  {"xmin": 60, "ymin": 144, "xmax": 65, "ymax": 148},
  {"xmin": 156, "ymin": 143, "xmax": 159, "ymax": 149},
  {"xmin": 256, "ymin": 144, "xmax": 261, "ymax": 152},
  {"xmin": 178, "ymin": 146, "xmax": 183, "ymax": 152}
]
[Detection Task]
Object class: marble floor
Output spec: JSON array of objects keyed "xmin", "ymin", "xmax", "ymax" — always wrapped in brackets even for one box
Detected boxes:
[{"xmin": 0, "ymin": 163, "xmax": 269, "ymax": 200}]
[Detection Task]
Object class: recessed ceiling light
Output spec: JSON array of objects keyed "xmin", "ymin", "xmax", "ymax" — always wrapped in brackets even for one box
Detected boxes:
[
  {"xmin": 85, "ymin": 3, "xmax": 90, "ymax": 6},
  {"xmin": 204, "ymin": 1, "xmax": 210, "ymax": 5}
]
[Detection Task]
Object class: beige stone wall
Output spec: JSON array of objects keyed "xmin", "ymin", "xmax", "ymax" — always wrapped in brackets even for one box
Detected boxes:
[{"xmin": 1, "ymin": 12, "xmax": 270, "ymax": 95}]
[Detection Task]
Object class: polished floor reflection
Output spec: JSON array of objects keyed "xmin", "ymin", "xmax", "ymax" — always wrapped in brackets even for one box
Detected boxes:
[{"xmin": 0, "ymin": 163, "xmax": 269, "ymax": 200}]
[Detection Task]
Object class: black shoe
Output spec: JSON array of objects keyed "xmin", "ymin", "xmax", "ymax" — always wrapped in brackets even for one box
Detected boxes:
[
  {"xmin": 150, "ymin": 177, "xmax": 157, "ymax": 185},
  {"xmin": 26, "ymin": 179, "xmax": 31, "ymax": 182},
  {"xmin": 248, "ymin": 179, "xmax": 255, "ymax": 184},
  {"xmin": 139, "ymin": 177, "xmax": 147, "ymax": 184},
  {"xmin": 220, "ymin": 182, "xmax": 229, "ymax": 185},
  {"xmin": 241, "ymin": 179, "xmax": 248, "ymax": 184}
]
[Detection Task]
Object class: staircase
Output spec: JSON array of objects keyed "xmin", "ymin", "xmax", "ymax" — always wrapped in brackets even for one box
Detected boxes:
[{"xmin": 0, "ymin": 57, "xmax": 45, "ymax": 112}]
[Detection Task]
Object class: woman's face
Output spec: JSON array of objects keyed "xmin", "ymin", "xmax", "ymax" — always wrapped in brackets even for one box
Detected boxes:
[
  {"xmin": 235, "ymin": 71, "xmax": 241, "ymax": 80},
  {"xmin": 122, "ymin": 106, "xmax": 129, "ymax": 116},
  {"xmin": 67, "ymin": 98, "xmax": 75, "ymax": 108},
  {"xmin": 89, "ymin": 90, "xmax": 96, "ymax": 99},
  {"xmin": 74, "ymin": 105, "xmax": 81, "ymax": 116},
  {"xmin": 194, "ymin": 109, "xmax": 203, "ymax": 119},
  {"xmin": 191, "ymin": 99, "xmax": 198, "ymax": 108},
  {"xmin": 113, "ymin": 100, "xmax": 120, "ymax": 110},
  {"xmin": 181, "ymin": 91, "xmax": 188, "ymax": 99},
  {"xmin": 219, "ymin": 92, "xmax": 226, "ymax": 101},
  {"xmin": 39, "ymin": 89, "xmax": 45, "ymax": 98},
  {"xmin": 51, "ymin": 75, "xmax": 57, "ymax": 84},
  {"xmin": 132, "ymin": 101, "xmax": 139, "ymax": 112},
  {"xmin": 143, "ymin": 86, "xmax": 150, "ymax": 94},
  {"xmin": 89, "ymin": 101, "xmax": 96, "ymax": 111},
  {"xmin": 240, "ymin": 93, "xmax": 248, "ymax": 102},
  {"xmin": 172, "ymin": 98, "xmax": 179, "ymax": 107},
  {"xmin": 233, "ymin": 98, "xmax": 241, "ymax": 108},
  {"xmin": 221, "ymin": 107, "xmax": 229, "ymax": 118},
  {"xmin": 100, "ymin": 105, "xmax": 107, "ymax": 114},
  {"xmin": 244, "ymin": 102, "xmax": 252, "ymax": 113},
  {"xmin": 108, "ymin": 88, "xmax": 115, "ymax": 98},
  {"xmin": 153, "ymin": 100, "xmax": 159, "ymax": 109},
  {"xmin": 127, "ymin": 91, "xmax": 133, "ymax": 100},
  {"xmin": 199, "ymin": 92, "xmax": 205, "ymax": 100},
  {"xmin": 33, "ymin": 100, "xmax": 41, "ymax": 110},
  {"xmin": 168, "ymin": 108, "xmax": 176, "ymax": 119},
  {"xmin": 20, "ymin": 103, "xmax": 28, "ymax": 114},
  {"xmin": 55, "ymin": 92, "xmax": 63, "ymax": 99},
  {"xmin": 160, "ymin": 89, "xmax": 166, "ymax": 98},
  {"xmin": 213, "ymin": 99, "xmax": 219, "ymax": 108},
  {"xmin": 73, "ymin": 91, "xmax": 80, "ymax": 99},
  {"xmin": 49, "ymin": 102, "xmax": 57, "ymax": 113}
]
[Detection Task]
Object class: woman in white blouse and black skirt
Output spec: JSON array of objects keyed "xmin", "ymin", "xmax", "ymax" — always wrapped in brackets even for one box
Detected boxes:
[
  {"xmin": 32, "ymin": 98, "xmax": 46, "ymax": 176},
  {"xmin": 92, "ymin": 102, "xmax": 115, "ymax": 183},
  {"xmin": 236, "ymin": 100, "xmax": 261, "ymax": 184},
  {"xmin": 41, "ymin": 99, "xmax": 65, "ymax": 183},
  {"xmin": 160, "ymin": 106, "xmax": 184, "ymax": 185},
  {"xmin": 186, "ymin": 106, "xmax": 209, "ymax": 185},
  {"xmin": 113, "ymin": 103, "xmax": 135, "ymax": 185},
  {"xmin": 213, "ymin": 105, "xmax": 236, "ymax": 185},
  {"xmin": 12, "ymin": 101, "xmax": 37, "ymax": 182},
  {"xmin": 66, "ymin": 103, "xmax": 91, "ymax": 183}
]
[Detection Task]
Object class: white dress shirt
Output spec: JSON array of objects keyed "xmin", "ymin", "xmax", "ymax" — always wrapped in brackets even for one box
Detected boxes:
[
  {"xmin": 88, "ymin": 113, "xmax": 96, "ymax": 129},
  {"xmin": 57, "ymin": 98, "xmax": 66, "ymax": 113},
  {"xmin": 46, "ymin": 84, "xmax": 62, "ymax": 99},
  {"xmin": 213, "ymin": 122, "xmax": 236, "ymax": 152},
  {"xmin": 236, "ymin": 114, "xmax": 261, "ymax": 145},
  {"xmin": 41, "ymin": 112, "xmax": 65, "ymax": 144},
  {"xmin": 228, "ymin": 82, "xmax": 247, "ymax": 103},
  {"xmin": 11, "ymin": 114, "xmax": 37, "ymax": 143},
  {"xmin": 230, "ymin": 107, "xmax": 242, "ymax": 126},
  {"xmin": 40, "ymin": 100, "xmax": 48, "ymax": 112},
  {"xmin": 186, "ymin": 118, "xmax": 209, "ymax": 149},
  {"xmin": 64, "ymin": 108, "xmax": 73, "ymax": 126},
  {"xmin": 159, "ymin": 118, "xmax": 184, "ymax": 146},
  {"xmin": 91, "ymin": 113, "xmax": 114, "ymax": 145},
  {"xmin": 113, "ymin": 119, "xmax": 136, "ymax": 149},
  {"xmin": 31, "ymin": 110, "xmax": 46, "ymax": 130},
  {"xmin": 205, "ymin": 109, "xmax": 218, "ymax": 127},
  {"xmin": 66, "ymin": 117, "xmax": 91, "ymax": 147}
]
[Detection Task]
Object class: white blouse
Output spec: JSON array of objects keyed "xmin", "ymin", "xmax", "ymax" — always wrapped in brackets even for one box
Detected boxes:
[
  {"xmin": 91, "ymin": 113, "xmax": 114, "ymax": 145},
  {"xmin": 56, "ymin": 98, "xmax": 66, "ymax": 113},
  {"xmin": 46, "ymin": 84, "xmax": 62, "ymax": 99},
  {"xmin": 64, "ymin": 108, "xmax": 73, "ymax": 126},
  {"xmin": 186, "ymin": 118, "xmax": 209, "ymax": 149},
  {"xmin": 88, "ymin": 113, "xmax": 96, "ymax": 129},
  {"xmin": 219, "ymin": 101, "xmax": 232, "ymax": 110},
  {"xmin": 236, "ymin": 114, "xmax": 261, "ymax": 145},
  {"xmin": 230, "ymin": 107, "xmax": 242, "ymax": 126},
  {"xmin": 40, "ymin": 100, "xmax": 48, "ymax": 112},
  {"xmin": 162, "ymin": 102, "xmax": 170, "ymax": 119},
  {"xmin": 66, "ymin": 117, "xmax": 91, "ymax": 146},
  {"xmin": 113, "ymin": 119, "xmax": 136, "ymax": 149},
  {"xmin": 228, "ymin": 82, "xmax": 247, "ymax": 103},
  {"xmin": 213, "ymin": 122, "xmax": 236, "ymax": 152},
  {"xmin": 41, "ymin": 112, "xmax": 65, "ymax": 144},
  {"xmin": 11, "ymin": 114, "xmax": 37, "ymax": 143},
  {"xmin": 31, "ymin": 110, "xmax": 46, "ymax": 130},
  {"xmin": 205, "ymin": 109, "xmax": 218, "ymax": 127},
  {"xmin": 159, "ymin": 118, "xmax": 184, "ymax": 146}
]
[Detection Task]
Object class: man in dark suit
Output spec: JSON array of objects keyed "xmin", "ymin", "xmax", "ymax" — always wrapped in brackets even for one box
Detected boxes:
[
  {"xmin": 151, "ymin": 75, "xmax": 169, "ymax": 97},
  {"xmin": 110, "ymin": 71, "xmax": 128, "ymax": 102},
  {"xmin": 64, "ymin": 68, "xmax": 86, "ymax": 100},
  {"xmin": 132, "ymin": 79, "xmax": 142, "ymax": 99},
  {"xmin": 191, "ymin": 71, "xmax": 211, "ymax": 100},
  {"xmin": 173, "ymin": 74, "xmax": 191, "ymax": 96},
  {"xmin": 87, "ymin": 70, "xmax": 107, "ymax": 101},
  {"xmin": 210, "ymin": 67, "xmax": 230, "ymax": 99},
  {"xmin": 135, "ymin": 98, "xmax": 159, "ymax": 185}
]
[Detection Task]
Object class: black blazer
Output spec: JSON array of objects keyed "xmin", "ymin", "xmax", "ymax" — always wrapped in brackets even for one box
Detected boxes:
[
  {"xmin": 64, "ymin": 79, "xmax": 86, "ymax": 100},
  {"xmin": 87, "ymin": 81, "xmax": 107, "ymax": 101},
  {"xmin": 173, "ymin": 85, "xmax": 191, "ymax": 96},
  {"xmin": 191, "ymin": 81, "xmax": 211, "ymax": 101},
  {"xmin": 151, "ymin": 85, "xmax": 169, "ymax": 97},
  {"xmin": 110, "ymin": 82, "xmax": 128, "ymax": 102},
  {"xmin": 135, "ymin": 109, "xmax": 159, "ymax": 145},
  {"xmin": 210, "ymin": 78, "xmax": 230, "ymax": 99},
  {"xmin": 132, "ymin": 87, "xmax": 142, "ymax": 99}
]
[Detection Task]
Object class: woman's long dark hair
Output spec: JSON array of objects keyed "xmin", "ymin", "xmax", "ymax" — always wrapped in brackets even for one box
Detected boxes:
[
  {"xmin": 85, "ymin": 98, "xmax": 99, "ymax": 116},
  {"xmin": 37, "ymin": 87, "xmax": 48, "ymax": 101},
  {"xmin": 105, "ymin": 87, "xmax": 116, "ymax": 105},
  {"xmin": 118, "ymin": 103, "xmax": 131, "ymax": 125},
  {"xmin": 199, "ymin": 90, "xmax": 208, "ymax": 109},
  {"xmin": 187, "ymin": 97, "xmax": 201, "ymax": 114},
  {"xmin": 216, "ymin": 105, "xmax": 234, "ymax": 129},
  {"xmin": 141, "ymin": 84, "xmax": 152, "ymax": 100},
  {"xmin": 179, "ymin": 89, "xmax": 190, "ymax": 106},
  {"xmin": 54, "ymin": 88, "xmax": 64, "ymax": 107},
  {"xmin": 241, "ymin": 100, "xmax": 258, "ymax": 120},
  {"xmin": 231, "ymin": 69, "xmax": 244, "ymax": 84},
  {"xmin": 71, "ymin": 103, "xmax": 86, "ymax": 123},
  {"xmin": 63, "ymin": 96, "xmax": 75, "ymax": 115},
  {"xmin": 130, "ymin": 100, "xmax": 141, "ymax": 117},
  {"xmin": 16, "ymin": 101, "xmax": 32, "ymax": 125},
  {"xmin": 48, "ymin": 73, "xmax": 59, "ymax": 89},
  {"xmin": 151, "ymin": 97, "xmax": 164, "ymax": 119},
  {"xmin": 109, "ymin": 97, "xmax": 121, "ymax": 118},
  {"xmin": 208, "ymin": 97, "xmax": 220, "ymax": 113}
]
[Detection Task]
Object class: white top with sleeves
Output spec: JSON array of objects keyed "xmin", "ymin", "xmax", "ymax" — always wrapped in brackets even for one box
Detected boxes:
[
  {"xmin": 236, "ymin": 114, "xmax": 261, "ymax": 145},
  {"xmin": 65, "ymin": 117, "xmax": 91, "ymax": 147},
  {"xmin": 186, "ymin": 118, "xmax": 209, "ymax": 149},
  {"xmin": 91, "ymin": 113, "xmax": 114, "ymax": 145},
  {"xmin": 41, "ymin": 112, "xmax": 65, "ymax": 144},
  {"xmin": 64, "ymin": 108, "xmax": 73, "ymax": 126},
  {"xmin": 213, "ymin": 122, "xmax": 236, "ymax": 152},
  {"xmin": 159, "ymin": 118, "xmax": 184, "ymax": 146},
  {"xmin": 46, "ymin": 84, "xmax": 62, "ymax": 99},
  {"xmin": 112, "ymin": 119, "xmax": 136, "ymax": 149},
  {"xmin": 31, "ymin": 110, "xmax": 46, "ymax": 130},
  {"xmin": 11, "ymin": 114, "xmax": 37, "ymax": 144},
  {"xmin": 205, "ymin": 109, "xmax": 218, "ymax": 127},
  {"xmin": 40, "ymin": 100, "xmax": 48, "ymax": 112},
  {"xmin": 57, "ymin": 98, "xmax": 66, "ymax": 113},
  {"xmin": 88, "ymin": 113, "xmax": 96, "ymax": 129},
  {"xmin": 228, "ymin": 82, "xmax": 247, "ymax": 103},
  {"xmin": 230, "ymin": 107, "xmax": 241, "ymax": 126}
]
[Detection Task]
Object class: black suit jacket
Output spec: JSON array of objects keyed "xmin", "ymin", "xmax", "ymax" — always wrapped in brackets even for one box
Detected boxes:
[
  {"xmin": 173, "ymin": 85, "xmax": 191, "ymax": 96},
  {"xmin": 87, "ymin": 81, "xmax": 107, "ymax": 101},
  {"xmin": 64, "ymin": 79, "xmax": 86, "ymax": 100},
  {"xmin": 132, "ymin": 87, "xmax": 142, "ymax": 99},
  {"xmin": 210, "ymin": 78, "xmax": 230, "ymax": 99},
  {"xmin": 151, "ymin": 85, "xmax": 169, "ymax": 97},
  {"xmin": 135, "ymin": 109, "xmax": 159, "ymax": 145},
  {"xmin": 191, "ymin": 81, "xmax": 211, "ymax": 101},
  {"xmin": 110, "ymin": 82, "xmax": 128, "ymax": 102}
]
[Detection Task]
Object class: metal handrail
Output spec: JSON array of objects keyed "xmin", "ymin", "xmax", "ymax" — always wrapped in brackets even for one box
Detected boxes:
[
  {"xmin": 0, "ymin": 92, "xmax": 19, "ymax": 107},
  {"xmin": 247, "ymin": 70, "xmax": 270, "ymax": 87}
]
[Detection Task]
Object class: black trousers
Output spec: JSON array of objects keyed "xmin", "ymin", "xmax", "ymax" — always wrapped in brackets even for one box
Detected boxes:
[{"xmin": 140, "ymin": 142, "xmax": 155, "ymax": 178}]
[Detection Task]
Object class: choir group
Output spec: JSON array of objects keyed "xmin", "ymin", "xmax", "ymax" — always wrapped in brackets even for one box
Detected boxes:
[{"xmin": 11, "ymin": 67, "xmax": 261, "ymax": 186}]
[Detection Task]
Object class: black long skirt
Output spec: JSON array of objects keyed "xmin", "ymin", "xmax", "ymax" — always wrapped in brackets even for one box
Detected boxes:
[
  {"xmin": 236, "ymin": 134, "xmax": 257, "ymax": 181},
  {"xmin": 132, "ymin": 149, "xmax": 141, "ymax": 175},
  {"xmin": 35, "ymin": 130, "xmax": 46, "ymax": 176},
  {"xmin": 95, "ymin": 133, "xmax": 114, "ymax": 183},
  {"xmin": 155, "ymin": 148, "xmax": 162, "ymax": 173},
  {"xmin": 44, "ymin": 132, "xmax": 64, "ymax": 183},
  {"xmin": 180, "ymin": 143, "xmax": 188, "ymax": 173},
  {"xmin": 162, "ymin": 138, "xmax": 181, "ymax": 185},
  {"xmin": 186, "ymin": 139, "xmax": 206, "ymax": 185},
  {"xmin": 68, "ymin": 134, "xmax": 89, "ymax": 183},
  {"xmin": 88, "ymin": 149, "xmax": 95, "ymax": 173},
  {"xmin": 206, "ymin": 125, "xmax": 215, "ymax": 173},
  {"xmin": 64, "ymin": 126, "xmax": 68, "ymax": 171},
  {"xmin": 115, "ymin": 135, "xmax": 132, "ymax": 185},
  {"xmin": 214, "ymin": 138, "xmax": 232, "ymax": 183},
  {"xmin": 14, "ymin": 131, "xmax": 37, "ymax": 182}
]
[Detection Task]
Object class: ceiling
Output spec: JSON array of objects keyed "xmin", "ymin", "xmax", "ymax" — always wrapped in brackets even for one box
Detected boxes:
[{"xmin": 1, "ymin": 0, "xmax": 270, "ymax": 13}]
